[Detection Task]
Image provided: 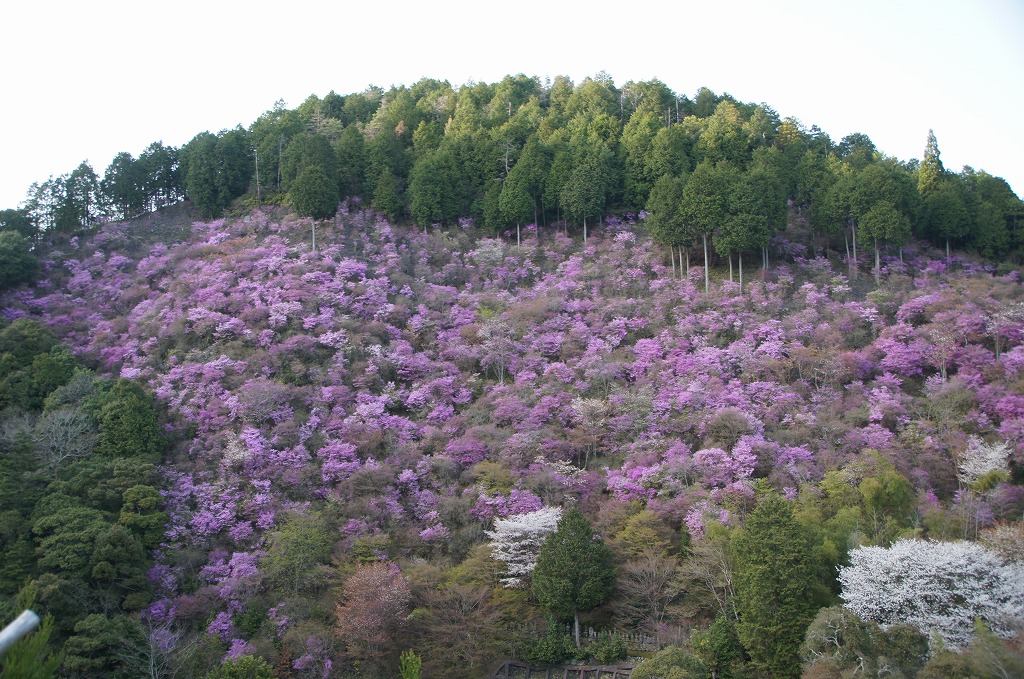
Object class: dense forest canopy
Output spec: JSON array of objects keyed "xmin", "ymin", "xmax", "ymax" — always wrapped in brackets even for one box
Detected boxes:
[
  {"xmin": 1, "ymin": 73, "xmax": 1024, "ymax": 678},
  {"xmin": 3, "ymin": 74, "xmax": 1022, "ymax": 266}
]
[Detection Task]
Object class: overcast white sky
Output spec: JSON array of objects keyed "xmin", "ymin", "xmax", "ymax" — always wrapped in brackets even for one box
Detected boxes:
[{"xmin": 1, "ymin": 0, "xmax": 1021, "ymax": 209}]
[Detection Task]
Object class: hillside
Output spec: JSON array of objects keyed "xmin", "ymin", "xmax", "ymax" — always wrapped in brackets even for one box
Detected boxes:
[{"xmin": 2, "ymin": 199, "xmax": 1023, "ymax": 676}]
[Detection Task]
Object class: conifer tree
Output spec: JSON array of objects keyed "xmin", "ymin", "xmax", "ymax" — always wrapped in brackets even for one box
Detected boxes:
[
  {"xmin": 918, "ymin": 129, "xmax": 944, "ymax": 197},
  {"xmin": 532, "ymin": 508, "xmax": 615, "ymax": 647},
  {"xmin": 732, "ymin": 492, "xmax": 818, "ymax": 679}
]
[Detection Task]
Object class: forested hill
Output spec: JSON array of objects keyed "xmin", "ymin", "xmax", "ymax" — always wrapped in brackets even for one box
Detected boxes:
[
  {"xmin": 2, "ymin": 75, "xmax": 1022, "ymax": 270},
  {"xmin": 0, "ymin": 74, "xmax": 1023, "ymax": 679}
]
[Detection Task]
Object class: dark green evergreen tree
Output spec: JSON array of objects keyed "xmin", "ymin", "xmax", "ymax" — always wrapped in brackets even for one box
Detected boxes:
[
  {"xmin": 0, "ymin": 208, "xmax": 35, "ymax": 239},
  {"xmin": 732, "ymin": 492, "xmax": 819, "ymax": 679},
  {"xmin": 680, "ymin": 160, "xmax": 736, "ymax": 292},
  {"xmin": 918, "ymin": 129, "xmax": 944, "ymax": 198},
  {"xmin": 372, "ymin": 168, "xmax": 402, "ymax": 219},
  {"xmin": 290, "ymin": 165, "xmax": 339, "ymax": 220},
  {"xmin": 95, "ymin": 380, "xmax": 163, "ymax": 461},
  {"xmin": 101, "ymin": 152, "xmax": 146, "ymax": 220},
  {"xmin": 0, "ymin": 232, "xmax": 38, "ymax": 291},
  {"xmin": 280, "ymin": 132, "xmax": 338, "ymax": 193},
  {"xmin": 645, "ymin": 174, "xmax": 688, "ymax": 276},
  {"xmin": 532, "ymin": 508, "xmax": 616, "ymax": 648}
]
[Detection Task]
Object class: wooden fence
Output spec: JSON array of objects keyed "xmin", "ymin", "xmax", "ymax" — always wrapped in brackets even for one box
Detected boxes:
[
  {"xmin": 578, "ymin": 625, "xmax": 689, "ymax": 651},
  {"xmin": 489, "ymin": 660, "xmax": 634, "ymax": 678}
]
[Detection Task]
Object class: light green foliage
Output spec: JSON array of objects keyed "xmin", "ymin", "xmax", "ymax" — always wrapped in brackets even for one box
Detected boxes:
[
  {"xmin": 800, "ymin": 606, "xmax": 928, "ymax": 678},
  {"xmin": 260, "ymin": 511, "xmax": 333, "ymax": 594},
  {"xmin": 611, "ymin": 509, "xmax": 676, "ymax": 559},
  {"xmin": 689, "ymin": 614, "xmax": 744, "ymax": 679},
  {"xmin": 631, "ymin": 645, "xmax": 705, "ymax": 679},
  {"xmin": 837, "ymin": 132, "xmax": 877, "ymax": 169},
  {"xmin": 732, "ymin": 492, "xmax": 818, "ymax": 679},
  {"xmin": 202, "ymin": 655, "xmax": 276, "ymax": 679},
  {"xmin": 588, "ymin": 633, "xmax": 627, "ymax": 664},
  {"xmin": 0, "ymin": 584, "xmax": 62, "ymax": 679},
  {"xmin": 532, "ymin": 508, "xmax": 616, "ymax": 645},
  {"xmin": 857, "ymin": 458, "xmax": 916, "ymax": 545},
  {"xmin": 697, "ymin": 100, "xmax": 747, "ymax": 164},
  {"xmin": 520, "ymin": 619, "xmax": 576, "ymax": 665},
  {"xmin": 918, "ymin": 129, "xmax": 944, "ymax": 197},
  {"xmin": 815, "ymin": 453, "xmax": 916, "ymax": 547},
  {"xmin": 399, "ymin": 649, "xmax": 423, "ymax": 679}
]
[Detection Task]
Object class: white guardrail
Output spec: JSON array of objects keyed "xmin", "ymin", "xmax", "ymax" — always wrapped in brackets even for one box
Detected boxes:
[{"xmin": 0, "ymin": 611, "xmax": 41, "ymax": 656}]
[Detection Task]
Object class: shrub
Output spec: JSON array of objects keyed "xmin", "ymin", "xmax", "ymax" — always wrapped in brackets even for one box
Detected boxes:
[
  {"xmin": 521, "ymin": 620, "xmax": 576, "ymax": 665},
  {"xmin": 589, "ymin": 633, "xmax": 628, "ymax": 664}
]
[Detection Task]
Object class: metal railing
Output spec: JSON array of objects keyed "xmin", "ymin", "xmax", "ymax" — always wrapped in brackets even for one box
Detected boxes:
[{"xmin": 0, "ymin": 611, "xmax": 40, "ymax": 656}]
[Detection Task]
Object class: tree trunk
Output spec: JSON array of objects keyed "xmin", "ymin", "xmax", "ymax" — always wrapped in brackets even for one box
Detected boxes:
[
  {"xmin": 670, "ymin": 245, "xmax": 676, "ymax": 278},
  {"xmin": 574, "ymin": 612, "xmax": 581, "ymax": 649},
  {"xmin": 702, "ymin": 232, "xmax": 710, "ymax": 293},
  {"xmin": 685, "ymin": 247, "xmax": 689, "ymax": 277},
  {"xmin": 946, "ymin": 238, "xmax": 950, "ymax": 262},
  {"xmin": 739, "ymin": 251, "xmax": 743, "ymax": 292},
  {"xmin": 517, "ymin": 222, "xmax": 521, "ymax": 248},
  {"xmin": 874, "ymin": 244, "xmax": 880, "ymax": 284},
  {"xmin": 851, "ymin": 223, "xmax": 858, "ymax": 270},
  {"xmin": 728, "ymin": 254, "xmax": 734, "ymax": 283},
  {"xmin": 583, "ymin": 216, "xmax": 588, "ymax": 244}
]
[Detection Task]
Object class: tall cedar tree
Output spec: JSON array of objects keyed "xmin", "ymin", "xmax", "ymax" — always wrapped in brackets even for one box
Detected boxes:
[
  {"xmin": 532, "ymin": 508, "xmax": 616, "ymax": 648},
  {"xmin": 732, "ymin": 492, "xmax": 818, "ymax": 679}
]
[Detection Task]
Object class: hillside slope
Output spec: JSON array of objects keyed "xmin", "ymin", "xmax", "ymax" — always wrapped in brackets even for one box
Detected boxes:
[{"xmin": 3, "ymin": 206, "xmax": 1023, "ymax": 676}]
